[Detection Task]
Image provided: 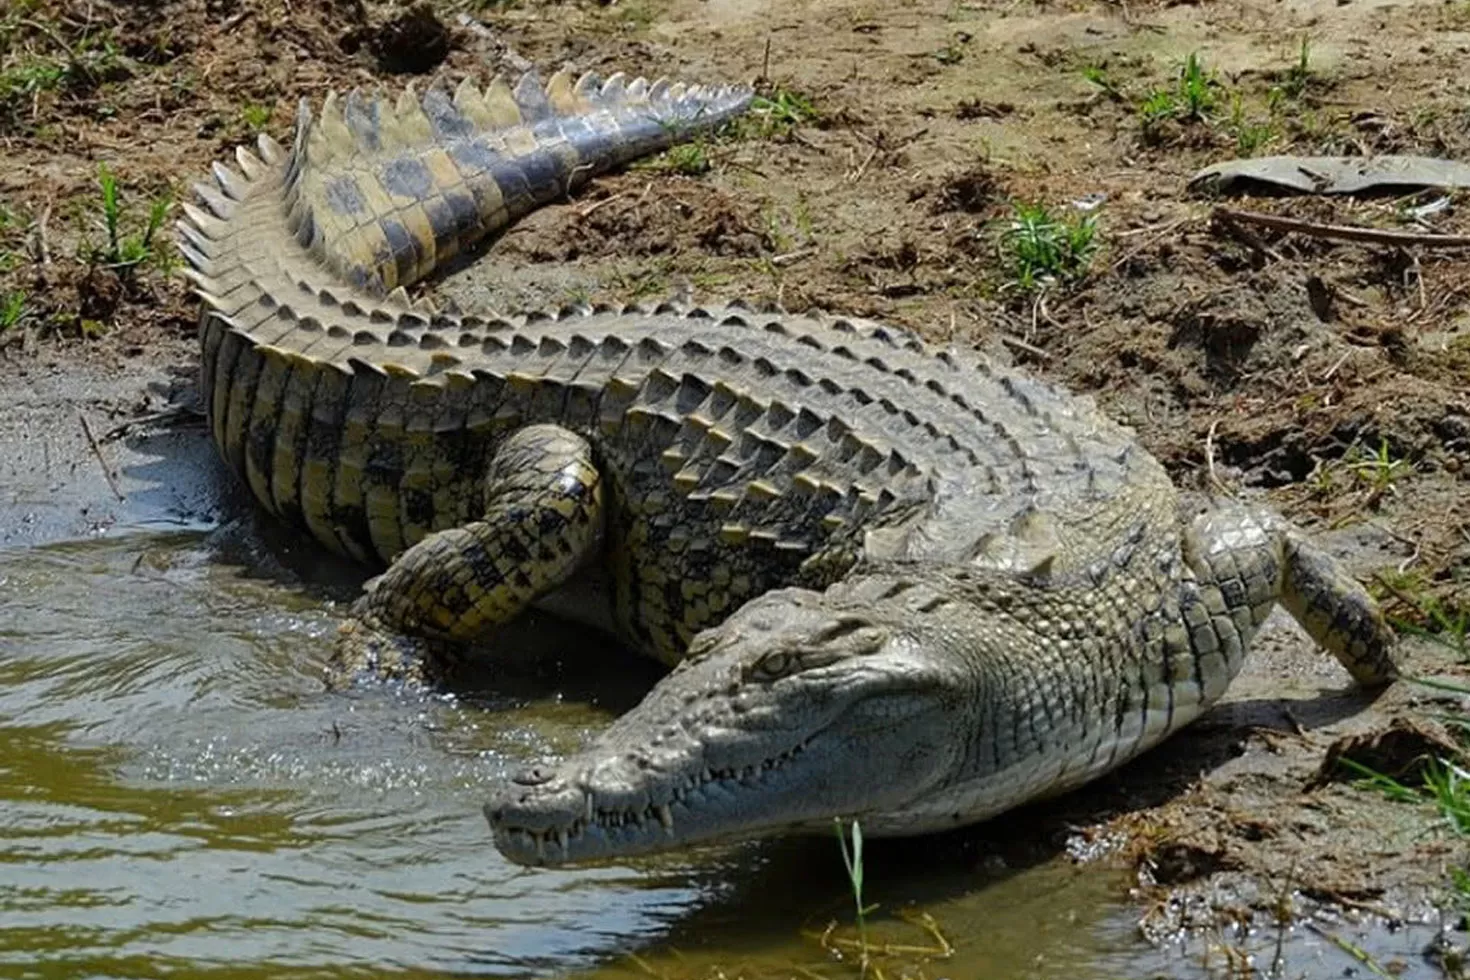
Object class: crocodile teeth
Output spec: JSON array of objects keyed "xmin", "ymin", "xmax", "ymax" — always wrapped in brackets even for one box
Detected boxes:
[{"xmin": 657, "ymin": 804, "xmax": 674, "ymax": 835}]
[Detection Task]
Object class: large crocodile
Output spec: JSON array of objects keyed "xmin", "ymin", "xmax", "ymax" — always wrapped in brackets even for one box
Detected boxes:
[{"xmin": 180, "ymin": 67, "xmax": 1399, "ymax": 869}]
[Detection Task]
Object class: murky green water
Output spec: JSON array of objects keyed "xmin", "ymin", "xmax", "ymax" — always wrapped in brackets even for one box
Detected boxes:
[{"xmin": 0, "ymin": 526, "xmax": 1441, "ymax": 979}]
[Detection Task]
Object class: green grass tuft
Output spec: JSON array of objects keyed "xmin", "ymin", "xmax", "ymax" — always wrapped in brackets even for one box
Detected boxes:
[
  {"xmin": 738, "ymin": 86, "xmax": 820, "ymax": 140},
  {"xmin": 88, "ymin": 163, "xmax": 171, "ymax": 274},
  {"xmin": 1176, "ymin": 52, "xmax": 1218, "ymax": 119},
  {"xmin": 0, "ymin": 16, "xmax": 130, "ymax": 129},
  {"xmin": 1376, "ymin": 569, "xmax": 1469, "ymax": 659},
  {"xmin": 997, "ymin": 201, "xmax": 1100, "ymax": 294},
  {"xmin": 1276, "ymin": 36, "xmax": 1315, "ymax": 100},
  {"xmin": 647, "ymin": 140, "xmax": 710, "ymax": 176},
  {"xmin": 0, "ymin": 289, "xmax": 27, "ymax": 333},
  {"xmin": 1081, "ymin": 64, "xmax": 1124, "ymax": 101},
  {"xmin": 1342, "ymin": 676, "xmax": 1470, "ymax": 942},
  {"xmin": 1136, "ymin": 51, "xmax": 1222, "ymax": 140},
  {"xmin": 240, "ymin": 103, "xmax": 272, "ymax": 133},
  {"xmin": 1346, "ymin": 437, "xmax": 1413, "ymax": 495}
]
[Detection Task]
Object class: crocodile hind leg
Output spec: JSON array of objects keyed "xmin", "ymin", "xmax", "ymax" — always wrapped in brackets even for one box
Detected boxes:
[
  {"xmin": 1183, "ymin": 502, "xmax": 1399, "ymax": 691},
  {"xmin": 328, "ymin": 424, "xmax": 605, "ymax": 687}
]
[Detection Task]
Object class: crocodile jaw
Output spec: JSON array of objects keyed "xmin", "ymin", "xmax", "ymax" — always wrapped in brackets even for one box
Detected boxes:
[
  {"xmin": 485, "ymin": 734, "xmax": 837, "ymax": 866},
  {"xmin": 484, "ymin": 587, "xmax": 965, "ymax": 866}
]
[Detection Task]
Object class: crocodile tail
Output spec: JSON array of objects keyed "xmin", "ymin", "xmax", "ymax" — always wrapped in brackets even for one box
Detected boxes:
[
  {"xmin": 174, "ymin": 68, "xmax": 752, "ymax": 478},
  {"xmin": 259, "ymin": 69, "xmax": 752, "ymax": 295}
]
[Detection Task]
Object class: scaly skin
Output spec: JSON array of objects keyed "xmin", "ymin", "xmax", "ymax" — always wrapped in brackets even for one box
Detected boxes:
[
  {"xmin": 179, "ymin": 65, "xmax": 1399, "ymax": 867},
  {"xmin": 484, "ymin": 499, "xmax": 1397, "ymax": 864}
]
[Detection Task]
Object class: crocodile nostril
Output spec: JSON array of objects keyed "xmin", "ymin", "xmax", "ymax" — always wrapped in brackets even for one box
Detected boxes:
[{"xmin": 512, "ymin": 764, "xmax": 555, "ymax": 786}]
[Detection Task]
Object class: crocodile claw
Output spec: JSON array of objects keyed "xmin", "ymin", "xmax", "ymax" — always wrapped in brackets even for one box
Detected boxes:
[{"xmin": 325, "ymin": 615, "xmax": 457, "ymax": 690}]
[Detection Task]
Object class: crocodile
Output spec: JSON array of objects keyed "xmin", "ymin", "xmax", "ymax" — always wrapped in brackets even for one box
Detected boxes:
[{"xmin": 179, "ymin": 66, "xmax": 1399, "ymax": 869}]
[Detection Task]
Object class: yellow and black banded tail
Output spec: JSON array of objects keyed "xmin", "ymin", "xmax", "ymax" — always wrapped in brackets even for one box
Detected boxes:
[{"xmin": 233, "ymin": 69, "xmax": 751, "ymax": 297}]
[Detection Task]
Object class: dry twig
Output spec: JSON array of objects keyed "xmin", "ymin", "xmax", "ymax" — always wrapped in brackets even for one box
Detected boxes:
[
  {"xmin": 1109, "ymin": 216, "xmax": 1192, "ymax": 271},
  {"xmin": 1215, "ymin": 207, "xmax": 1470, "ymax": 249},
  {"xmin": 999, "ymin": 332, "xmax": 1051, "ymax": 360},
  {"xmin": 79, "ymin": 412, "xmax": 125, "ymax": 501}
]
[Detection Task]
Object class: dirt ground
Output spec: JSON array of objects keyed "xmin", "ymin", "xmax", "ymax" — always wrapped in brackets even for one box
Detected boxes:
[{"xmin": 3, "ymin": 0, "xmax": 1469, "ymax": 963}]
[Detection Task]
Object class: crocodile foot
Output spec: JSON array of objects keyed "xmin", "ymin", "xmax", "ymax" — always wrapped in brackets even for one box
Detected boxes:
[{"xmin": 325, "ymin": 615, "xmax": 463, "ymax": 690}]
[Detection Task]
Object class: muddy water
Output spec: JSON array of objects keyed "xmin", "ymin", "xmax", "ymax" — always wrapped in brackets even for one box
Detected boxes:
[{"xmin": 0, "ymin": 422, "xmax": 1442, "ymax": 979}]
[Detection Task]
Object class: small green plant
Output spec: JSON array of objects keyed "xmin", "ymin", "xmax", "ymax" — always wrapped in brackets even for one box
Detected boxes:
[
  {"xmin": 1136, "ymin": 51, "xmax": 1222, "ymax": 139},
  {"xmin": 90, "ymin": 163, "xmax": 170, "ymax": 273},
  {"xmin": 1419, "ymin": 598, "xmax": 1470, "ymax": 658},
  {"xmin": 1227, "ymin": 92, "xmax": 1276, "ymax": 155},
  {"xmin": 1426, "ymin": 757, "xmax": 1470, "ymax": 834},
  {"xmin": 1376, "ymin": 570, "xmax": 1469, "ymax": 658},
  {"xmin": 1341, "ymin": 752, "xmax": 1470, "ymax": 833},
  {"xmin": 1176, "ymin": 52, "xmax": 1219, "ymax": 120},
  {"xmin": 0, "ymin": 289, "xmax": 27, "ymax": 333},
  {"xmin": 0, "ymin": 22, "xmax": 129, "ymax": 126},
  {"xmin": 1452, "ymin": 867, "xmax": 1470, "ymax": 923},
  {"xmin": 762, "ymin": 206, "xmax": 794, "ymax": 254},
  {"xmin": 240, "ymin": 103, "xmax": 272, "ymax": 132},
  {"xmin": 808, "ymin": 819, "xmax": 955, "ymax": 975},
  {"xmin": 997, "ymin": 201, "xmax": 1100, "ymax": 294},
  {"xmin": 1340, "ymin": 713, "xmax": 1470, "ymax": 966},
  {"xmin": 1347, "ymin": 436, "xmax": 1412, "ymax": 494},
  {"xmin": 0, "ymin": 202, "xmax": 20, "ymax": 272},
  {"xmin": 1137, "ymin": 88, "xmax": 1177, "ymax": 141},
  {"xmin": 0, "ymin": 58, "xmax": 66, "ymax": 101},
  {"xmin": 738, "ymin": 87, "xmax": 819, "ymax": 139},
  {"xmin": 1231, "ymin": 120, "xmax": 1275, "ymax": 155},
  {"xmin": 607, "ymin": 258, "xmax": 672, "ymax": 301},
  {"xmin": 661, "ymin": 141, "xmax": 710, "ymax": 175},
  {"xmin": 793, "ymin": 195, "xmax": 815, "ymax": 238},
  {"xmin": 1336, "ymin": 756, "xmax": 1424, "ymax": 804},
  {"xmin": 1278, "ymin": 35, "xmax": 1314, "ymax": 100},
  {"xmin": 1082, "ymin": 64, "xmax": 1123, "ymax": 101},
  {"xmin": 834, "ymin": 819, "xmax": 873, "ymax": 954}
]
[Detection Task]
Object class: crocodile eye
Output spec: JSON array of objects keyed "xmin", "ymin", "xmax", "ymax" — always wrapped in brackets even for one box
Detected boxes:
[{"xmin": 747, "ymin": 651, "xmax": 795, "ymax": 682}]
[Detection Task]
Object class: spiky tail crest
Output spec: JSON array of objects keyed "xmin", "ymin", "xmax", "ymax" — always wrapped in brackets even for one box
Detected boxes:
[{"xmin": 179, "ymin": 68, "xmax": 752, "ymax": 307}]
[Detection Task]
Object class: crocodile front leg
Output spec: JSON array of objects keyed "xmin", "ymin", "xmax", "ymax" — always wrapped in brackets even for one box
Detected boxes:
[
  {"xmin": 1183, "ymin": 502, "xmax": 1399, "ymax": 689},
  {"xmin": 327, "ymin": 424, "xmax": 606, "ymax": 687}
]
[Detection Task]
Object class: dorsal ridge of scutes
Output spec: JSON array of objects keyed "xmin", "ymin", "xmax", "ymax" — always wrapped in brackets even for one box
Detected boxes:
[
  {"xmin": 285, "ymin": 69, "xmax": 753, "ymax": 185},
  {"xmin": 513, "ymin": 70, "xmax": 545, "ymax": 104},
  {"xmin": 269, "ymin": 66, "xmax": 753, "ymax": 296},
  {"xmin": 280, "ymin": 98, "xmax": 313, "ymax": 244},
  {"xmin": 573, "ymin": 70, "xmax": 602, "ymax": 99},
  {"xmin": 344, "ymin": 87, "xmax": 383, "ymax": 152}
]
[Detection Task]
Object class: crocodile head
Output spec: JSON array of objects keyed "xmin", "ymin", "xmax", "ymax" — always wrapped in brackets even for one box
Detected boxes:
[{"xmin": 484, "ymin": 579, "xmax": 977, "ymax": 866}]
